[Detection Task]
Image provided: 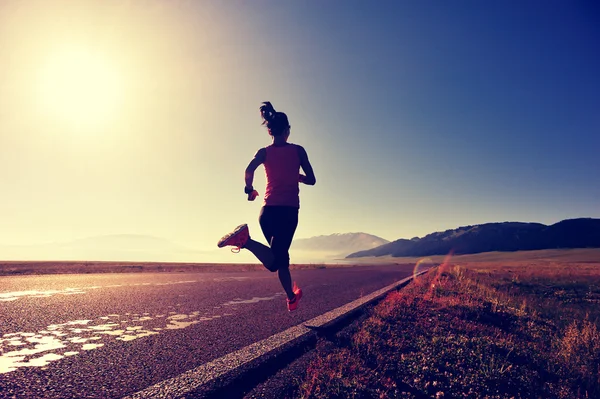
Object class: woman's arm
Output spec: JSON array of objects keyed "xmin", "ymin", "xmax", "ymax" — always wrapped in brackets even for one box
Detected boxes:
[
  {"xmin": 245, "ymin": 148, "xmax": 266, "ymax": 192},
  {"xmin": 297, "ymin": 145, "xmax": 316, "ymax": 185}
]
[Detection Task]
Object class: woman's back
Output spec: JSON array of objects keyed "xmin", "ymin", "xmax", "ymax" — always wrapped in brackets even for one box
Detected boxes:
[{"xmin": 263, "ymin": 143, "xmax": 301, "ymax": 208}]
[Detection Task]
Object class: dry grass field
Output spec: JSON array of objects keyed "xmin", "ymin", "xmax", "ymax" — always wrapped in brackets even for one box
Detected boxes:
[
  {"xmin": 346, "ymin": 248, "xmax": 600, "ymax": 265},
  {"xmin": 293, "ymin": 249, "xmax": 600, "ymax": 399}
]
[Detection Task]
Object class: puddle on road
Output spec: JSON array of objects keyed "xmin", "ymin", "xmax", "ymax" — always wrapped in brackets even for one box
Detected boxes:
[
  {"xmin": 0, "ymin": 280, "xmax": 199, "ymax": 302},
  {"xmin": 222, "ymin": 294, "xmax": 284, "ymax": 306},
  {"xmin": 212, "ymin": 277, "xmax": 251, "ymax": 282},
  {"xmin": 0, "ymin": 288, "xmax": 87, "ymax": 301},
  {"xmin": 0, "ymin": 310, "xmax": 227, "ymax": 374},
  {"xmin": 1, "ymin": 290, "xmax": 285, "ymax": 374},
  {"xmin": 1, "ymin": 277, "xmax": 257, "ymax": 302}
]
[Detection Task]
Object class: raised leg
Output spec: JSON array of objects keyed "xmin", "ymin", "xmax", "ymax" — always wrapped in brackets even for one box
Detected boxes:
[{"xmin": 244, "ymin": 238, "xmax": 276, "ymax": 272}]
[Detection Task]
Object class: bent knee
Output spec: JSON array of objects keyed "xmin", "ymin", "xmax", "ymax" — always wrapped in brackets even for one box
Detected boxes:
[{"xmin": 265, "ymin": 263, "xmax": 278, "ymax": 273}]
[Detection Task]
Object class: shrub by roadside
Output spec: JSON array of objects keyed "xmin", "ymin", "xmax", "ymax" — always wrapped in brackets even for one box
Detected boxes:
[{"xmin": 297, "ymin": 264, "xmax": 600, "ymax": 399}]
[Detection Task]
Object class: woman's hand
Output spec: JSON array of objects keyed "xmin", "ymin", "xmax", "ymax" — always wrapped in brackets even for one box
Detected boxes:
[
  {"xmin": 245, "ymin": 186, "xmax": 259, "ymax": 201},
  {"xmin": 247, "ymin": 190, "xmax": 259, "ymax": 201}
]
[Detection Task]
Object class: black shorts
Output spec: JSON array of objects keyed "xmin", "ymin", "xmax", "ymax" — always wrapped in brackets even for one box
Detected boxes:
[{"xmin": 259, "ymin": 206, "xmax": 299, "ymax": 270}]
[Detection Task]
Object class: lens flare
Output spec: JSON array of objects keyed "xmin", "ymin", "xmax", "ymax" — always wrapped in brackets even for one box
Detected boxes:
[
  {"xmin": 414, "ymin": 250, "xmax": 455, "ymax": 279},
  {"xmin": 439, "ymin": 249, "xmax": 455, "ymax": 272},
  {"xmin": 414, "ymin": 257, "xmax": 434, "ymax": 278}
]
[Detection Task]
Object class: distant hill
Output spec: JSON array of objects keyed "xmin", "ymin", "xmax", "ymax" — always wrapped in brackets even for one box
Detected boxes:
[
  {"xmin": 292, "ymin": 233, "xmax": 389, "ymax": 259},
  {"xmin": 347, "ymin": 218, "xmax": 600, "ymax": 258}
]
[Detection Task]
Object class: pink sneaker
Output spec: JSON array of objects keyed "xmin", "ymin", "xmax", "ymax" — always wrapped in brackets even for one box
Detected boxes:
[
  {"xmin": 217, "ymin": 224, "xmax": 250, "ymax": 253},
  {"xmin": 287, "ymin": 282, "xmax": 303, "ymax": 312}
]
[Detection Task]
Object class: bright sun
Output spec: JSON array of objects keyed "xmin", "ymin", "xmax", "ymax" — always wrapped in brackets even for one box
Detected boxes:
[{"xmin": 37, "ymin": 46, "xmax": 124, "ymax": 127}]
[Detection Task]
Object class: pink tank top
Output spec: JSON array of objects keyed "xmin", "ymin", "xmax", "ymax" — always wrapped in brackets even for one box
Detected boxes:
[{"xmin": 263, "ymin": 144, "xmax": 301, "ymax": 208}]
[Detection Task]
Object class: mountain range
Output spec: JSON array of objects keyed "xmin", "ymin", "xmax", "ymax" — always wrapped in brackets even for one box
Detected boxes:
[
  {"xmin": 292, "ymin": 232, "xmax": 389, "ymax": 258},
  {"xmin": 347, "ymin": 218, "xmax": 600, "ymax": 258},
  {"xmin": 2, "ymin": 219, "xmax": 597, "ymax": 262}
]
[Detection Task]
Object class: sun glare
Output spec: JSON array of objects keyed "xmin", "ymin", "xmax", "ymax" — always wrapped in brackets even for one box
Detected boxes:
[{"xmin": 37, "ymin": 46, "xmax": 124, "ymax": 128}]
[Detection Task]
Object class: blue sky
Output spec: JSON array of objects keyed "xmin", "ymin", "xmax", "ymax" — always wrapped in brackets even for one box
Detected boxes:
[
  {"xmin": 0, "ymin": 0, "xmax": 598, "ymax": 256},
  {"xmin": 214, "ymin": 1, "xmax": 600, "ymax": 239}
]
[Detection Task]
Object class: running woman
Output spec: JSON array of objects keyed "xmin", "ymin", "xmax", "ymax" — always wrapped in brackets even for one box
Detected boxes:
[{"xmin": 217, "ymin": 102, "xmax": 316, "ymax": 312}]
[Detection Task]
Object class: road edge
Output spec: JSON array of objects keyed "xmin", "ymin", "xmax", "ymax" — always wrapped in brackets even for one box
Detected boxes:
[{"xmin": 124, "ymin": 268, "xmax": 432, "ymax": 399}]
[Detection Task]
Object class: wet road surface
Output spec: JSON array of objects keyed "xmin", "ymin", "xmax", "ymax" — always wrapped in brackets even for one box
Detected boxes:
[{"xmin": 0, "ymin": 264, "xmax": 415, "ymax": 398}]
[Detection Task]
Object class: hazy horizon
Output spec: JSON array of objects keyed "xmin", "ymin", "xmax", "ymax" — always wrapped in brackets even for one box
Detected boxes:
[
  {"xmin": 0, "ymin": 231, "xmax": 377, "ymax": 264},
  {"xmin": 0, "ymin": 216, "xmax": 591, "ymax": 247},
  {"xmin": 1, "ymin": 217, "xmax": 596, "ymax": 264},
  {"xmin": 1, "ymin": 1, "xmax": 598, "ymax": 261}
]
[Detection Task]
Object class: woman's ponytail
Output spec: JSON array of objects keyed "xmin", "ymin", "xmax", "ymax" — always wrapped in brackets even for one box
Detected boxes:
[
  {"xmin": 260, "ymin": 101, "xmax": 277, "ymax": 125},
  {"xmin": 259, "ymin": 101, "xmax": 290, "ymax": 136}
]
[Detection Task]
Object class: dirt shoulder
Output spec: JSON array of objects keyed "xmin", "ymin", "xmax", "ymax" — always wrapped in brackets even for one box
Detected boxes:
[{"xmin": 349, "ymin": 248, "xmax": 600, "ymax": 265}]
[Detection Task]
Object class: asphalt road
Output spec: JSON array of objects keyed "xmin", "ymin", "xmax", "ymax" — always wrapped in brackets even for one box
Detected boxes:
[{"xmin": 0, "ymin": 264, "xmax": 415, "ymax": 398}]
